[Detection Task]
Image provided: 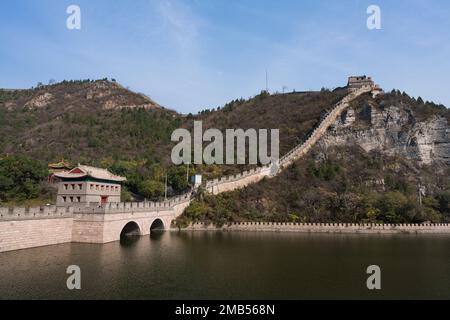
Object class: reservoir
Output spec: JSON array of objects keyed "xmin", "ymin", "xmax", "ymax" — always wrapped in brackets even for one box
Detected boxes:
[{"xmin": 1, "ymin": 231, "xmax": 450, "ymax": 300}]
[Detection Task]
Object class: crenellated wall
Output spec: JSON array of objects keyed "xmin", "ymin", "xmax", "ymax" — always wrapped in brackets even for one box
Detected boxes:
[
  {"xmin": 205, "ymin": 166, "xmax": 271, "ymax": 195},
  {"xmin": 0, "ymin": 206, "xmax": 73, "ymax": 221},
  {"xmin": 0, "ymin": 206, "xmax": 74, "ymax": 253},
  {"xmin": 76, "ymin": 192, "xmax": 192, "ymax": 214},
  {"xmin": 185, "ymin": 222, "xmax": 450, "ymax": 234},
  {"xmin": 278, "ymin": 86, "xmax": 374, "ymax": 168},
  {"xmin": 203, "ymin": 86, "xmax": 375, "ymax": 196}
]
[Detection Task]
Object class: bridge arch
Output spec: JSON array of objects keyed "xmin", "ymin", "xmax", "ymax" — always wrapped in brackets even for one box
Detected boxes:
[
  {"xmin": 150, "ymin": 218, "xmax": 165, "ymax": 233},
  {"xmin": 120, "ymin": 221, "xmax": 141, "ymax": 238}
]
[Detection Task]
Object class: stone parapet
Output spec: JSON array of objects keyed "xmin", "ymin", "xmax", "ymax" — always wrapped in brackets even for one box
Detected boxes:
[
  {"xmin": 0, "ymin": 192, "xmax": 192, "ymax": 220},
  {"xmin": 205, "ymin": 166, "xmax": 270, "ymax": 188},
  {"xmin": 184, "ymin": 222, "xmax": 450, "ymax": 234},
  {"xmin": 0, "ymin": 206, "xmax": 73, "ymax": 221},
  {"xmin": 77, "ymin": 192, "xmax": 193, "ymax": 214}
]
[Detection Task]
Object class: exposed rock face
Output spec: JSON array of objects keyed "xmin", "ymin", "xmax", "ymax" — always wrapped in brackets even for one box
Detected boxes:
[
  {"xmin": 24, "ymin": 93, "xmax": 54, "ymax": 109},
  {"xmin": 102, "ymin": 100, "xmax": 159, "ymax": 110},
  {"xmin": 321, "ymin": 103, "xmax": 450, "ymax": 165},
  {"xmin": 342, "ymin": 108, "xmax": 356, "ymax": 127},
  {"xmin": 0, "ymin": 80, "xmax": 161, "ymax": 111}
]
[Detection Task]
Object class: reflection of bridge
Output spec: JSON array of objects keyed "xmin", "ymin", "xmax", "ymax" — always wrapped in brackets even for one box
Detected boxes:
[{"xmin": 0, "ymin": 84, "xmax": 380, "ymax": 253}]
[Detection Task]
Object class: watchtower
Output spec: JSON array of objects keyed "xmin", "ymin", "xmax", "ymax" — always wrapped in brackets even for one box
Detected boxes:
[
  {"xmin": 347, "ymin": 75, "xmax": 374, "ymax": 90},
  {"xmin": 54, "ymin": 165, "xmax": 126, "ymax": 206}
]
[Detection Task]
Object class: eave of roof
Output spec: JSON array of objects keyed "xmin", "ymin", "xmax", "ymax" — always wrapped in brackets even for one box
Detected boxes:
[{"xmin": 54, "ymin": 166, "xmax": 126, "ymax": 182}]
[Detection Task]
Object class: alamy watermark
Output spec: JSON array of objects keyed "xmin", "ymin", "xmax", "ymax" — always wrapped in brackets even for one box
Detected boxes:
[
  {"xmin": 66, "ymin": 5, "xmax": 81, "ymax": 30},
  {"xmin": 66, "ymin": 265, "xmax": 81, "ymax": 290},
  {"xmin": 367, "ymin": 5, "xmax": 381, "ymax": 30},
  {"xmin": 171, "ymin": 121, "xmax": 279, "ymax": 166},
  {"xmin": 366, "ymin": 265, "xmax": 381, "ymax": 290}
]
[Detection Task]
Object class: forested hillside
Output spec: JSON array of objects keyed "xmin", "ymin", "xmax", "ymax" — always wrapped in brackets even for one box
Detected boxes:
[
  {"xmin": 1, "ymin": 80, "xmax": 449, "ymax": 224},
  {"xmin": 0, "ymin": 81, "xmax": 349, "ymax": 204}
]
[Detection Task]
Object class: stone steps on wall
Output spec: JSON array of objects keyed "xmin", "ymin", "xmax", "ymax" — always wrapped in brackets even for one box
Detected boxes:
[{"xmin": 204, "ymin": 86, "xmax": 375, "ymax": 196}]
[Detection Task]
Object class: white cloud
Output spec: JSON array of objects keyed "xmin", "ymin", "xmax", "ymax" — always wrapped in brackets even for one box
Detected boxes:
[{"xmin": 157, "ymin": 0, "xmax": 205, "ymax": 56}]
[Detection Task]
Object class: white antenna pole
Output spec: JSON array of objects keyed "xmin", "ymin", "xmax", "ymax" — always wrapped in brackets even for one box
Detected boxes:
[
  {"xmin": 186, "ymin": 163, "xmax": 189, "ymax": 183},
  {"xmin": 418, "ymin": 184, "xmax": 422, "ymax": 206},
  {"xmin": 265, "ymin": 68, "xmax": 268, "ymax": 92},
  {"xmin": 164, "ymin": 174, "xmax": 168, "ymax": 201}
]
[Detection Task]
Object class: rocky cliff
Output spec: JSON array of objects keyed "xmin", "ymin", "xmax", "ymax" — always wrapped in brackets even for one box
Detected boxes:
[{"xmin": 321, "ymin": 94, "xmax": 450, "ymax": 166}]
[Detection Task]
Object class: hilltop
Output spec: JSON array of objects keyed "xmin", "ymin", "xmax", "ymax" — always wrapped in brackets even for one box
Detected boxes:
[
  {"xmin": 0, "ymin": 79, "xmax": 178, "ymax": 164},
  {"xmin": 0, "ymin": 79, "xmax": 161, "ymax": 111}
]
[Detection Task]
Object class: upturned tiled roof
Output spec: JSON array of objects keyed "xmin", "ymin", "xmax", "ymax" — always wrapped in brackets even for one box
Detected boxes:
[{"xmin": 54, "ymin": 164, "xmax": 126, "ymax": 182}]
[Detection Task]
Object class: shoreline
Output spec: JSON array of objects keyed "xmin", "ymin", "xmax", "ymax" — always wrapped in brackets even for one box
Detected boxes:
[{"xmin": 178, "ymin": 222, "xmax": 450, "ymax": 235}]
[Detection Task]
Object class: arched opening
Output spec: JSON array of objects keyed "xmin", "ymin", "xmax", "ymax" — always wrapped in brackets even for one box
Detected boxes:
[
  {"xmin": 149, "ymin": 219, "xmax": 165, "ymax": 240},
  {"xmin": 120, "ymin": 221, "xmax": 141, "ymax": 238},
  {"xmin": 150, "ymin": 219, "xmax": 164, "ymax": 232}
]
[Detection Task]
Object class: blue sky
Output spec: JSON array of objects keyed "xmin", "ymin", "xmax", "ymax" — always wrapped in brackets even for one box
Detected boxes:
[{"xmin": 1, "ymin": 0, "xmax": 449, "ymax": 113}]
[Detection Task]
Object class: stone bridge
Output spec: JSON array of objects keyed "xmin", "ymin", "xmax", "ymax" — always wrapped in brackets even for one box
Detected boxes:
[
  {"xmin": 0, "ymin": 193, "xmax": 192, "ymax": 252},
  {"xmin": 71, "ymin": 196, "xmax": 192, "ymax": 243}
]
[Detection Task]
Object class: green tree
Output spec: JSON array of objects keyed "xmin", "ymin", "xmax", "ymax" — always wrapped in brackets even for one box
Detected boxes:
[
  {"xmin": 436, "ymin": 192, "xmax": 450, "ymax": 214},
  {"xmin": 185, "ymin": 200, "xmax": 210, "ymax": 221},
  {"xmin": 120, "ymin": 186, "xmax": 133, "ymax": 202},
  {"xmin": 0, "ymin": 155, "xmax": 48, "ymax": 202},
  {"xmin": 168, "ymin": 166, "xmax": 190, "ymax": 193},
  {"xmin": 139, "ymin": 180, "xmax": 165, "ymax": 200},
  {"xmin": 378, "ymin": 192, "xmax": 408, "ymax": 223}
]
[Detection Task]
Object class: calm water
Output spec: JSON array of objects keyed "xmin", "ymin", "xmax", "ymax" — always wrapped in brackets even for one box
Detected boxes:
[{"xmin": 1, "ymin": 231, "xmax": 450, "ymax": 300}]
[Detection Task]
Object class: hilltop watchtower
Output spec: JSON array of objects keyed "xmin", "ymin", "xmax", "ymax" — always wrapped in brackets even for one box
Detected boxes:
[
  {"xmin": 347, "ymin": 75, "xmax": 374, "ymax": 90},
  {"xmin": 54, "ymin": 165, "xmax": 126, "ymax": 206}
]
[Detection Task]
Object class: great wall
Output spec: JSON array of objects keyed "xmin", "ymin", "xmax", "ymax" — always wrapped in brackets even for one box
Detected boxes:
[
  {"xmin": 2, "ymin": 81, "xmax": 449, "ymax": 253},
  {"xmin": 186, "ymin": 222, "xmax": 450, "ymax": 234},
  {"xmin": 204, "ymin": 85, "xmax": 376, "ymax": 194}
]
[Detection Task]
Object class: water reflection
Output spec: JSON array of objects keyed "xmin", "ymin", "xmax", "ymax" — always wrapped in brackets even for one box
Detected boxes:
[
  {"xmin": 149, "ymin": 231, "xmax": 164, "ymax": 241},
  {"xmin": 120, "ymin": 235, "xmax": 141, "ymax": 247},
  {"xmin": 1, "ymin": 232, "xmax": 450, "ymax": 300}
]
